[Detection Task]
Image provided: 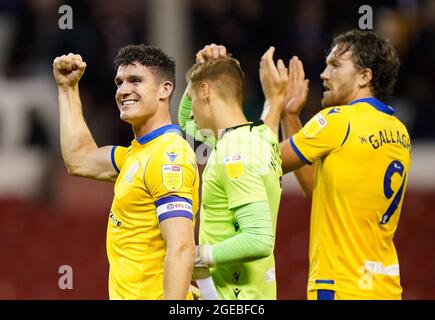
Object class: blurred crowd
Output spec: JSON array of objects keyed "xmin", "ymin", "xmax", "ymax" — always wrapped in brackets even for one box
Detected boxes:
[
  {"xmin": 0, "ymin": 0, "xmax": 434, "ymax": 198},
  {"xmin": 192, "ymin": 0, "xmax": 435, "ymax": 138}
]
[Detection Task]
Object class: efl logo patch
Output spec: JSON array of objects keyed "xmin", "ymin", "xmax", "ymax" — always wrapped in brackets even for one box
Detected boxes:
[
  {"xmin": 224, "ymin": 154, "xmax": 244, "ymax": 180},
  {"xmin": 165, "ymin": 202, "xmax": 192, "ymax": 211},
  {"xmin": 162, "ymin": 165, "xmax": 183, "ymax": 191},
  {"xmin": 303, "ymin": 113, "xmax": 328, "ymax": 138}
]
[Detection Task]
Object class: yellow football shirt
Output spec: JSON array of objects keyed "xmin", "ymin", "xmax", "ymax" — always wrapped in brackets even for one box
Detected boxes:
[
  {"xmin": 107, "ymin": 124, "xmax": 199, "ymax": 299},
  {"xmin": 291, "ymin": 98, "xmax": 411, "ymax": 299}
]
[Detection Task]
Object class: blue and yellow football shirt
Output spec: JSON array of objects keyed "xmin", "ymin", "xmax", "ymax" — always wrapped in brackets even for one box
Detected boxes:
[
  {"xmin": 107, "ymin": 124, "xmax": 199, "ymax": 299},
  {"xmin": 291, "ymin": 98, "xmax": 411, "ymax": 299}
]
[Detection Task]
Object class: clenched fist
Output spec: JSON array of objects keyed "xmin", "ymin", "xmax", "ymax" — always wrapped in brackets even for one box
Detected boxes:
[
  {"xmin": 195, "ymin": 43, "xmax": 227, "ymax": 63},
  {"xmin": 53, "ymin": 53, "xmax": 87, "ymax": 88}
]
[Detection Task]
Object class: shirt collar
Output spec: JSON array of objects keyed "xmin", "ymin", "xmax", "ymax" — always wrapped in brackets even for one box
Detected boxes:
[
  {"xmin": 136, "ymin": 124, "xmax": 182, "ymax": 145},
  {"xmin": 349, "ymin": 97, "xmax": 395, "ymax": 115},
  {"xmin": 221, "ymin": 120, "xmax": 264, "ymax": 139}
]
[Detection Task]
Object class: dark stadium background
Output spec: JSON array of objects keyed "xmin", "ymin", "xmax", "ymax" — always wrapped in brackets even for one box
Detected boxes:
[{"xmin": 0, "ymin": 0, "xmax": 433, "ymax": 299}]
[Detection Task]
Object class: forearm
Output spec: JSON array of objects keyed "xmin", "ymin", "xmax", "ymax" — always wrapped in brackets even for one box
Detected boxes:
[
  {"xmin": 58, "ymin": 85, "xmax": 98, "ymax": 173},
  {"xmin": 178, "ymin": 88, "xmax": 192, "ymax": 132},
  {"xmin": 281, "ymin": 113, "xmax": 302, "ymax": 139},
  {"xmin": 164, "ymin": 243, "xmax": 195, "ymax": 300},
  {"xmin": 178, "ymin": 89, "xmax": 216, "ymax": 146},
  {"xmin": 281, "ymin": 114, "xmax": 314, "ymax": 197},
  {"xmin": 210, "ymin": 201, "xmax": 274, "ymax": 266},
  {"xmin": 212, "ymin": 230, "xmax": 273, "ymax": 266},
  {"xmin": 261, "ymin": 99, "xmax": 282, "ymax": 137}
]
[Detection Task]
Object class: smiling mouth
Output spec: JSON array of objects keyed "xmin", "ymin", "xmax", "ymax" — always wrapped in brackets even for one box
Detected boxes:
[{"xmin": 121, "ymin": 99, "xmax": 138, "ymax": 109}]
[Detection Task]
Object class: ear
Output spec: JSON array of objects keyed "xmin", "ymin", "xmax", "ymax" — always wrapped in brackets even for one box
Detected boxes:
[
  {"xmin": 159, "ymin": 81, "xmax": 174, "ymax": 100},
  {"xmin": 199, "ymin": 82, "xmax": 210, "ymax": 102},
  {"xmin": 358, "ymin": 68, "xmax": 372, "ymax": 88}
]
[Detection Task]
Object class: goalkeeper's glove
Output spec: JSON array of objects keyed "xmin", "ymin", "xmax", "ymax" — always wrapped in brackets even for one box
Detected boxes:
[
  {"xmin": 192, "ymin": 245, "xmax": 219, "ymax": 300},
  {"xmin": 192, "ymin": 244, "xmax": 214, "ymax": 280}
]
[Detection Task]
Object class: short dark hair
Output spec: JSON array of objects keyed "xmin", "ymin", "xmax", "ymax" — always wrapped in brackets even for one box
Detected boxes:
[
  {"xmin": 114, "ymin": 44, "xmax": 176, "ymax": 89},
  {"xmin": 331, "ymin": 29, "xmax": 400, "ymax": 100},
  {"xmin": 186, "ymin": 57, "xmax": 245, "ymax": 106}
]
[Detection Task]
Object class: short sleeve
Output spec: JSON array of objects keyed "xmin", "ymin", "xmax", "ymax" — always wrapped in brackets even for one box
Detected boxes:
[
  {"xmin": 111, "ymin": 146, "xmax": 129, "ymax": 173},
  {"xmin": 218, "ymin": 143, "xmax": 270, "ymax": 210},
  {"xmin": 144, "ymin": 139, "xmax": 199, "ymax": 223},
  {"xmin": 291, "ymin": 107, "xmax": 350, "ymax": 164}
]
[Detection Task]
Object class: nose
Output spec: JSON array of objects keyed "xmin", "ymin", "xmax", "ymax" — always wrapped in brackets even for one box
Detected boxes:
[
  {"xmin": 116, "ymin": 83, "xmax": 132, "ymax": 103},
  {"xmin": 320, "ymin": 66, "xmax": 329, "ymax": 81},
  {"xmin": 117, "ymin": 81, "xmax": 133, "ymax": 97}
]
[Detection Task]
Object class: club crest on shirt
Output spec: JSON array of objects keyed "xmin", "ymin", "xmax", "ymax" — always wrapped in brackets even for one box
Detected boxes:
[
  {"xmin": 162, "ymin": 165, "xmax": 183, "ymax": 191},
  {"xmin": 303, "ymin": 113, "xmax": 328, "ymax": 138},
  {"xmin": 224, "ymin": 154, "xmax": 244, "ymax": 180},
  {"xmin": 166, "ymin": 152, "xmax": 178, "ymax": 163}
]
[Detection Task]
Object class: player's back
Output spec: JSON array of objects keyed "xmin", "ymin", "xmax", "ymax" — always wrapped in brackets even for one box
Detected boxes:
[
  {"xmin": 308, "ymin": 97, "xmax": 411, "ymax": 299},
  {"xmin": 200, "ymin": 122, "xmax": 282, "ymax": 299}
]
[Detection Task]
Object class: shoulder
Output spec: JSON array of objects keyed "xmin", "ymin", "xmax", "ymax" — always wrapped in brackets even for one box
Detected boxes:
[
  {"xmin": 217, "ymin": 137, "xmax": 271, "ymax": 168},
  {"xmin": 144, "ymin": 137, "xmax": 197, "ymax": 178},
  {"xmin": 301, "ymin": 106, "xmax": 349, "ymax": 136},
  {"xmin": 163, "ymin": 133, "xmax": 195, "ymax": 153},
  {"xmin": 113, "ymin": 145, "xmax": 133, "ymax": 157},
  {"xmin": 320, "ymin": 105, "xmax": 353, "ymax": 123},
  {"xmin": 394, "ymin": 116, "xmax": 410, "ymax": 136},
  {"xmin": 319, "ymin": 105, "xmax": 353, "ymax": 118}
]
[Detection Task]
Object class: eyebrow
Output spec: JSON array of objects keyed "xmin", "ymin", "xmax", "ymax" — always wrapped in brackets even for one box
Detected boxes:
[
  {"xmin": 326, "ymin": 56, "xmax": 338, "ymax": 64},
  {"xmin": 114, "ymin": 74, "xmax": 143, "ymax": 85}
]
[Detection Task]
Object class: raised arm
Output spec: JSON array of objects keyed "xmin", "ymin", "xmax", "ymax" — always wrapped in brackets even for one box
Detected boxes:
[
  {"xmin": 178, "ymin": 87, "xmax": 216, "ymax": 147},
  {"xmin": 259, "ymin": 50, "xmax": 314, "ymax": 197},
  {"xmin": 53, "ymin": 54, "xmax": 118, "ymax": 182},
  {"xmin": 259, "ymin": 47, "xmax": 289, "ymax": 135},
  {"xmin": 177, "ymin": 44, "xmax": 228, "ymax": 147},
  {"xmin": 279, "ymin": 57, "xmax": 314, "ymax": 197}
]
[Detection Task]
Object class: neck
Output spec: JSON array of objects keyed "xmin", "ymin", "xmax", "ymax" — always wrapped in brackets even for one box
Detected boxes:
[
  {"xmin": 348, "ymin": 88, "xmax": 374, "ymax": 103},
  {"xmin": 210, "ymin": 100, "xmax": 248, "ymax": 139},
  {"xmin": 132, "ymin": 106, "xmax": 172, "ymax": 138}
]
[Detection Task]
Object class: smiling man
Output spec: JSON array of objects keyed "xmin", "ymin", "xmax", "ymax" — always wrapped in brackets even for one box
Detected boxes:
[{"xmin": 53, "ymin": 45, "xmax": 199, "ymax": 299}]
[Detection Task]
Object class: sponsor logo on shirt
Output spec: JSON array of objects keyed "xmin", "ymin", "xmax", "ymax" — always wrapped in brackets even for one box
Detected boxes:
[{"xmin": 109, "ymin": 211, "xmax": 122, "ymax": 228}]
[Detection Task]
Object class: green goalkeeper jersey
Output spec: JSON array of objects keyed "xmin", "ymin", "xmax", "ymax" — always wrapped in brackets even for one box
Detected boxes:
[{"xmin": 200, "ymin": 122, "xmax": 283, "ymax": 299}]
